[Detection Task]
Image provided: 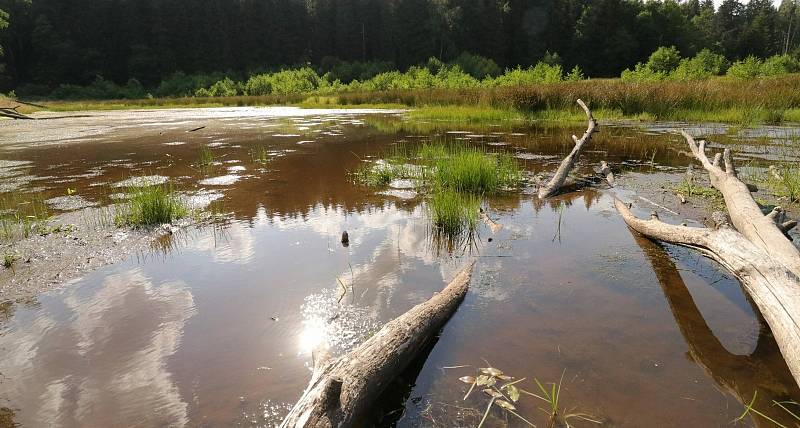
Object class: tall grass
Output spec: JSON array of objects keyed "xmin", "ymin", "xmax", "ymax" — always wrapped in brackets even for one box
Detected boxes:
[
  {"xmin": 428, "ymin": 190, "xmax": 480, "ymax": 235},
  {"xmin": 419, "ymin": 144, "xmax": 524, "ymax": 193},
  {"xmin": 114, "ymin": 184, "xmax": 188, "ymax": 226}
]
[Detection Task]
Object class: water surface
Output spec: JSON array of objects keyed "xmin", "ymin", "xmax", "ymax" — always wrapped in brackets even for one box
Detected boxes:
[{"xmin": 0, "ymin": 108, "xmax": 798, "ymax": 427}]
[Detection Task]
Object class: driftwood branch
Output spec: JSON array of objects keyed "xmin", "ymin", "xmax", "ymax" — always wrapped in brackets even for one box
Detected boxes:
[
  {"xmin": 537, "ymin": 99, "xmax": 597, "ymax": 198},
  {"xmin": 281, "ymin": 262, "xmax": 475, "ymax": 427},
  {"xmin": 680, "ymin": 131, "xmax": 800, "ymax": 276},
  {"xmin": 615, "ymin": 199, "xmax": 800, "ymax": 385},
  {"xmin": 614, "ymin": 131, "xmax": 800, "ymax": 385}
]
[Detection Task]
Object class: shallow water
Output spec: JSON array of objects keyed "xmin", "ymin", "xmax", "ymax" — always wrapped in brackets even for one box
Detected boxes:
[{"xmin": 0, "ymin": 108, "xmax": 798, "ymax": 427}]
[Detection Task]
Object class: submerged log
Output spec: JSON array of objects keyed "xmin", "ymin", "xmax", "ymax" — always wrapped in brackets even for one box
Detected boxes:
[
  {"xmin": 537, "ymin": 99, "xmax": 597, "ymax": 198},
  {"xmin": 614, "ymin": 132, "xmax": 800, "ymax": 385},
  {"xmin": 280, "ymin": 262, "xmax": 475, "ymax": 427}
]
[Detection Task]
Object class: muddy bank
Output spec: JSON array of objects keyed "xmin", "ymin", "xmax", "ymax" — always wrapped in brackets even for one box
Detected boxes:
[{"xmin": 0, "ymin": 208, "xmax": 186, "ymax": 302}]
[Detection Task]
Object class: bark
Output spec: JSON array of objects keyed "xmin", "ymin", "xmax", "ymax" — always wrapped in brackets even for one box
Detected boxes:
[
  {"xmin": 537, "ymin": 99, "xmax": 597, "ymax": 198},
  {"xmin": 615, "ymin": 199, "xmax": 800, "ymax": 385},
  {"xmin": 280, "ymin": 261, "xmax": 475, "ymax": 427},
  {"xmin": 680, "ymin": 131, "xmax": 800, "ymax": 276}
]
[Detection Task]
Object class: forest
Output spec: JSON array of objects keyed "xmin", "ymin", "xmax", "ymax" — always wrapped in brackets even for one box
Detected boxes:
[{"xmin": 0, "ymin": 0, "xmax": 799, "ymax": 98}]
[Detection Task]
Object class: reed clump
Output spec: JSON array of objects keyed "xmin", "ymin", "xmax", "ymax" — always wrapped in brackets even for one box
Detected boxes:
[{"xmin": 114, "ymin": 183, "xmax": 188, "ymax": 226}]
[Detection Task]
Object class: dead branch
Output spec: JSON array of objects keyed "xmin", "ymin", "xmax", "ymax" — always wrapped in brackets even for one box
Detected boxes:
[
  {"xmin": 679, "ymin": 131, "xmax": 800, "ymax": 276},
  {"xmin": 537, "ymin": 99, "xmax": 597, "ymax": 198},
  {"xmin": 615, "ymin": 199, "xmax": 800, "ymax": 385},
  {"xmin": 280, "ymin": 262, "xmax": 475, "ymax": 427}
]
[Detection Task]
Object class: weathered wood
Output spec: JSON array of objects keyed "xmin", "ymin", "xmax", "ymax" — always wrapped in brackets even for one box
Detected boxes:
[
  {"xmin": 681, "ymin": 131, "xmax": 800, "ymax": 276},
  {"xmin": 537, "ymin": 99, "xmax": 597, "ymax": 199},
  {"xmin": 281, "ymin": 261, "xmax": 475, "ymax": 427},
  {"xmin": 599, "ymin": 161, "xmax": 614, "ymax": 187},
  {"xmin": 615, "ymin": 199, "xmax": 800, "ymax": 385}
]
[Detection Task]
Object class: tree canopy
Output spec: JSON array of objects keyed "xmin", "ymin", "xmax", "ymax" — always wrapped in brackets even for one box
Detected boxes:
[{"xmin": 0, "ymin": 0, "xmax": 798, "ymax": 93}]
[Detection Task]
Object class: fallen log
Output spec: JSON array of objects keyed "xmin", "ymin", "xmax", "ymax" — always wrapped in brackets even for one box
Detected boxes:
[
  {"xmin": 537, "ymin": 99, "xmax": 597, "ymax": 198},
  {"xmin": 680, "ymin": 131, "xmax": 800, "ymax": 276},
  {"xmin": 615, "ymin": 199, "xmax": 800, "ymax": 385},
  {"xmin": 280, "ymin": 261, "xmax": 475, "ymax": 427}
]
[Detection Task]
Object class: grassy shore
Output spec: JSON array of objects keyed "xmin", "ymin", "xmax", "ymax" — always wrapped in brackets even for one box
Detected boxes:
[{"xmin": 6, "ymin": 74, "xmax": 800, "ymax": 126}]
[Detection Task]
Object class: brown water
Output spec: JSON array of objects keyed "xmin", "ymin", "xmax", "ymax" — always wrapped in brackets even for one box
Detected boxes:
[{"xmin": 0, "ymin": 108, "xmax": 799, "ymax": 427}]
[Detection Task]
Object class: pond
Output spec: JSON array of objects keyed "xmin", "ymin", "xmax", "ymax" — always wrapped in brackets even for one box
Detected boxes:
[{"xmin": 0, "ymin": 107, "xmax": 798, "ymax": 427}]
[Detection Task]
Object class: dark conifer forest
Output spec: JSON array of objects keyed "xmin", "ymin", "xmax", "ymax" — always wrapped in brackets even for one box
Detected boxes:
[{"xmin": 0, "ymin": 0, "xmax": 798, "ymax": 94}]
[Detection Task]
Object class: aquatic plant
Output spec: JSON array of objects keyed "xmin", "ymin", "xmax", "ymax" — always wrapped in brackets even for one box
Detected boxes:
[
  {"xmin": 114, "ymin": 183, "xmax": 188, "ymax": 226},
  {"xmin": 428, "ymin": 190, "xmax": 480, "ymax": 236},
  {"xmin": 250, "ymin": 145, "xmax": 269, "ymax": 164},
  {"xmin": 456, "ymin": 365, "xmax": 600, "ymax": 428},
  {"xmin": 198, "ymin": 146, "xmax": 215, "ymax": 167},
  {"xmin": 420, "ymin": 145, "xmax": 524, "ymax": 194},
  {"xmin": 766, "ymin": 164, "xmax": 800, "ymax": 203}
]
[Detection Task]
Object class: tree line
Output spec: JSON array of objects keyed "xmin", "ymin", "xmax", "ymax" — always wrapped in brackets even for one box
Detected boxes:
[{"xmin": 0, "ymin": 0, "xmax": 798, "ymax": 95}]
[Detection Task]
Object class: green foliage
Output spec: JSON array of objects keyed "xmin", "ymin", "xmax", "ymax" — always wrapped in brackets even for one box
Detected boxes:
[
  {"xmin": 727, "ymin": 55, "xmax": 799, "ymax": 79},
  {"xmin": 115, "ymin": 183, "xmax": 188, "ymax": 226},
  {"xmin": 487, "ymin": 63, "xmax": 564, "ymax": 86},
  {"xmin": 49, "ymin": 77, "xmax": 148, "ymax": 100},
  {"xmin": 423, "ymin": 146, "xmax": 523, "ymax": 194},
  {"xmin": 450, "ymin": 52, "xmax": 502, "ymax": 79},
  {"xmin": 646, "ymin": 46, "xmax": 681, "ymax": 74},
  {"xmin": 245, "ymin": 67, "xmax": 322, "ymax": 96},
  {"xmin": 3, "ymin": 252, "xmax": 15, "ymax": 269},
  {"xmin": 196, "ymin": 77, "xmax": 239, "ymax": 97},
  {"xmin": 428, "ymin": 189, "xmax": 480, "ymax": 235},
  {"xmin": 671, "ymin": 49, "xmax": 728, "ymax": 80}
]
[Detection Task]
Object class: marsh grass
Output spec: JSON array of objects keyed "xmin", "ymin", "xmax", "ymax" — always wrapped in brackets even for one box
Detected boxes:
[
  {"xmin": 198, "ymin": 146, "xmax": 215, "ymax": 167},
  {"xmin": 354, "ymin": 142, "xmax": 523, "ymax": 243},
  {"xmin": 249, "ymin": 145, "xmax": 269, "ymax": 163},
  {"xmin": 114, "ymin": 184, "xmax": 188, "ymax": 226},
  {"xmin": 417, "ymin": 143, "xmax": 524, "ymax": 193},
  {"xmin": 766, "ymin": 164, "xmax": 800, "ymax": 203},
  {"xmin": 674, "ymin": 179, "xmax": 724, "ymax": 209},
  {"xmin": 0, "ymin": 193, "xmax": 50, "ymax": 243},
  {"xmin": 428, "ymin": 190, "xmax": 480, "ymax": 236}
]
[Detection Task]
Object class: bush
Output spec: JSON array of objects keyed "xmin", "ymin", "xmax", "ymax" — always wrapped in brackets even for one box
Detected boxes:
[
  {"xmin": 646, "ymin": 46, "xmax": 682, "ymax": 74},
  {"xmin": 197, "ymin": 77, "xmax": 239, "ymax": 97},
  {"xmin": 671, "ymin": 49, "xmax": 727, "ymax": 80},
  {"xmin": 727, "ymin": 56, "xmax": 764, "ymax": 79},
  {"xmin": 244, "ymin": 67, "xmax": 322, "ymax": 95},
  {"xmin": 488, "ymin": 63, "xmax": 564, "ymax": 87},
  {"xmin": 761, "ymin": 55, "xmax": 800, "ymax": 76}
]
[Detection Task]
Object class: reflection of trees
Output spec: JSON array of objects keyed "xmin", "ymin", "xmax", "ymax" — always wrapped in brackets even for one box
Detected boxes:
[{"xmin": 631, "ymin": 233, "xmax": 800, "ymax": 427}]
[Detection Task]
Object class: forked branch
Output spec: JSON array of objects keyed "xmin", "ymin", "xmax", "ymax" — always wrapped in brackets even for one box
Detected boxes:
[{"xmin": 538, "ymin": 99, "xmax": 597, "ymax": 198}]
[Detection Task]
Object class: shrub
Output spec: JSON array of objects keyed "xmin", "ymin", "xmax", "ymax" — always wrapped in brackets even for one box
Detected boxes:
[
  {"xmin": 488, "ymin": 63, "xmax": 564, "ymax": 87},
  {"xmin": 727, "ymin": 56, "xmax": 764, "ymax": 79},
  {"xmin": 646, "ymin": 46, "xmax": 682, "ymax": 74},
  {"xmin": 670, "ymin": 49, "xmax": 728, "ymax": 80},
  {"xmin": 244, "ymin": 67, "xmax": 323, "ymax": 95},
  {"xmin": 199, "ymin": 77, "xmax": 239, "ymax": 97}
]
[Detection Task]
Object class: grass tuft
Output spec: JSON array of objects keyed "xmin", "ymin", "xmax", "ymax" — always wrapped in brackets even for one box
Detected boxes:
[
  {"xmin": 198, "ymin": 146, "xmax": 215, "ymax": 167},
  {"xmin": 114, "ymin": 183, "xmax": 188, "ymax": 226},
  {"xmin": 428, "ymin": 190, "xmax": 480, "ymax": 235}
]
